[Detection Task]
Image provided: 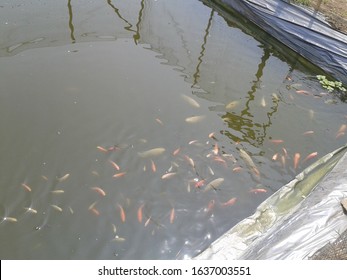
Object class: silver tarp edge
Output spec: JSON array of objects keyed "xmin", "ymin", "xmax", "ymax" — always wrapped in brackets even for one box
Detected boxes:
[{"xmin": 195, "ymin": 144, "xmax": 347, "ymax": 259}]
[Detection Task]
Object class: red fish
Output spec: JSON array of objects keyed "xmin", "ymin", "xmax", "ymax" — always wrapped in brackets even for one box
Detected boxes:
[
  {"xmin": 113, "ymin": 172, "xmax": 126, "ymax": 178},
  {"xmin": 293, "ymin": 153, "xmax": 301, "ymax": 170},
  {"xmin": 272, "ymin": 153, "xmax": 279, "ymax": 161},
  {"xmin": 209, "ymin": 132, "xmax": 217, "ymax": 140},
  {"xmin": 232, "ymin": 166, "xmax": 243, "ymax": 172},
  {"xmin": 155, "ymin": 118, "xmax": 163, "ymax": 125},
  {"xmin": 296, "ymin": 90, "xmax": 311, "ymax": 95},
  {"xmin": 137, "ymin": 204, "xmax": 144, "ymax": 223},
  {"xmin": 96, "ymin": 146, "xmax": 108, "ymax": 152},
  {"xmin": 221, "ymin": 197, "xmax": 237, "ymax": 207},
  {"xmin": 206, "ymin": 199, "xmax": 215, "ymax": 212},
  {"xmin": 281, "ymin": 155, "xmax": 286, "ymax": 168},
  {"xmin": 249, "ymin": 188, "xmax": 267, "ymax": 194},
  {"xmin": 161, "ymin": 172, "xmax": 176, "ymax": 179},
  {"xmin": 91, "ymin": 186, "xmax": 106, "ymax": 197},
  {"xmin": 195, "ymin": 179, "xmax": 205, "ymax": 188},
  {"xmin": 303, "ymin": 130, "xmax": 314, "ymax": 136},
  {"xmin": 172, "ymin": 147, "xmax": 181, "ymax": 156},
  {"xmin": 150, "ymin": 160, "xmax": 156, "ymax": 173},
  {"xmin": 303, "ymin": 152, "xmax": 318, "ymax": 162},
  {"xmin": 269, "ymin": 139, "xmax": 284, "ymax": 144},
  {"xmin": 170, "ymin": 208, "xmax": 175, "ymax": 224},
  {"xmin": 184, "ymin": 155, "xmax": 195, "ymax": 168},
  {"xmin": 89, "ymin": 207, "xmax": 100, "ymax": 216},
  {"xmin": 108, "ymin": 160, "xmax": 120, "ymax": 171},
  {"xmin": 21, "ymin": 183, "xmax": 32, "ymax": 192},
  {"xmin": 336, "ymin": 124, "xmax": 347, "ymax": 139},
  {"xmin": 213, "ymin": 143, "xmax": 219, "ymax": 155},
  {"xmin": 118, "ymin": 204, "xmax": 126, "ymax": 223},
  {"xmin": 282, "ymin": 147, "xmax": 288, "ymax": 157}
]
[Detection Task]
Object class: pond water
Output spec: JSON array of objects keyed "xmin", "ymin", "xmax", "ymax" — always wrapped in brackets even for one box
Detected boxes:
[{"xmin": 0, "ymin": 0, "xmax": 346, "ymax": 259}]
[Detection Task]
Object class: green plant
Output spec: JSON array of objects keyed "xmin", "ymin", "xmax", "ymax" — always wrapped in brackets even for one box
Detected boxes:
[{"xmin": 316, "ymin": 75, "xmax": 346, "ymax": 93}]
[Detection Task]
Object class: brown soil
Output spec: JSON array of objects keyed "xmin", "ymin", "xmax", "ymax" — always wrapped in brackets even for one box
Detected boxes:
[{"xmin": 307, "ymin": 0, "xmax": 347, "ymax": 34}]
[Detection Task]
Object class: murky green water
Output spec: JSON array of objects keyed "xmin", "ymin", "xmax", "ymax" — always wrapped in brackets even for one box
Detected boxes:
[{"xmin": 0, "ymin": 0, "xmax": 346, "ymax": 259}]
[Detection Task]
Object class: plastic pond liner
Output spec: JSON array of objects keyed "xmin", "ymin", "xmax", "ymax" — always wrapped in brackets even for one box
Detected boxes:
[
  {"xmin": 206, "ymin": 0, "xmax": 347, "ymax": 85},
  {"xmin": 194, "ymin": 144, "xmax": 347, "ymax": 259}
]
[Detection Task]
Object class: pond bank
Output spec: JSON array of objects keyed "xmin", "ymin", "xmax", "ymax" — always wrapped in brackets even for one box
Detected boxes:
[{"xmin": 296, "ymin": 0, "xmax": 347, "ymax": 34}]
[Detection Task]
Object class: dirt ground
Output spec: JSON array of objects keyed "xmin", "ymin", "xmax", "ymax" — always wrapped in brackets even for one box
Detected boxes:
[{"xmin": 305, "ymin": 0, "xmax": 347, "ymax": 34}]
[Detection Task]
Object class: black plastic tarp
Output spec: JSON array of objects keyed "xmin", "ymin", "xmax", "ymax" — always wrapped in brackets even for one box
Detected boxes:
[{"xmin": 211, "ymin": 0, "xmax": 347, "ymax": 85}]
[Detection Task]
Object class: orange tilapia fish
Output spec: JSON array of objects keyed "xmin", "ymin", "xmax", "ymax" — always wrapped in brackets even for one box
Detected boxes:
[
  {"xmin": 170, "ymin": 208, "xmax": 175, "ymax": 224},
  {"xmin": 89, "ymin": 207, "xmax": 100, "ymax": 216},
  {"xmin": 97, "ymin": 146, "xmax": 108, "ymax": 152},
  {"xmin": 272, "ymin": 153, "xmax": 279, "ymax": 161},
  {"xmin": 172, "ymin": 147, "xmax": 181, "ymax": 156},
  {"xmin": 232, "ymin": 166, "xmax": 243, "ymax": 172},
  {"xmin": 303, "ymin": 152, "xmax": 318, "ymax": 162},
  {"xmin": 150, "ymin": 160, "xmax": 156, "ymax": 173},
  {"xmin": 194, "ymin": 179, "xmax": 205, "ymax": 188},
  {"xmin": 113, "ymin": 172, "xmax": 126, "ymax": 178},
  {"xmin": 184, "ymin": 155, "xmax": 195, "ymax": 168},
  {"xmin": 269, "ymin": 139, "xmax": 284, "ymax": 144},
  {"xmin": 109, "ymin": 160, "xmax": 120, "ymax": 171},
  {"xmin": 336, "ymin": 124, "xmax": 347, "ymax": 139},
  {"xmin": 21, "ymin": 183, "xmax": 32, "ymax": 192},
  {"xmin": 206, "ymin": 199, "xmax": 215, "ymax": 212},
  {"xmin": 221, "ymin": 197, "xmax": 237, "ymax": 207},
  {"xmin": 161, "ymin": 172, "xmax": 177, "ymax": 180},
  {"xmin": 155, "ymin": 118, "xmax": 163, "ymax": 125},
  {"xmin": 91, "ymin": 186, "xmax": 106, "ymax": 197},
  {"xmin": 293, "ymin": 153, "xmax": 301, "ymax": 170},
  {"xmin": 303, "ymin": 130, "xmax": 314, "ymax": 136},
  {"xmin": 137, "ymin": 204, "xmax": 144, "ymax": 223},
  {"xmin": 118, "ymin": 204, "xmax": 126, "ymax": 223},
  {"xmin": 213, "ymin": 143, "xmax": 219, "ymax": 155},
  {"xmin": 249, "ymin": 188, "xmax": 267, "ymax": 194}
]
